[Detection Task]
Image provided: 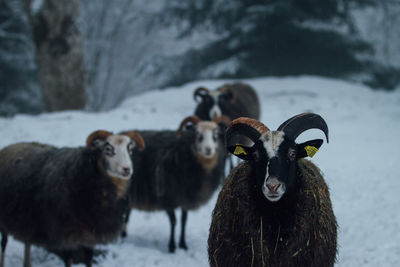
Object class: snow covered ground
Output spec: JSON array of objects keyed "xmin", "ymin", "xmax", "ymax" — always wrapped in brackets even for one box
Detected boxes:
[{"xmin": 0, "ymin": 76, "xmax": 399, "ymax": 266}]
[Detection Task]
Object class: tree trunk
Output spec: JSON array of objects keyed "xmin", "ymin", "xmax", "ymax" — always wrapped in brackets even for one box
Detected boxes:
[{"xmin": 25, "ymin": 0, "xmax": 86, "ymax": 111}]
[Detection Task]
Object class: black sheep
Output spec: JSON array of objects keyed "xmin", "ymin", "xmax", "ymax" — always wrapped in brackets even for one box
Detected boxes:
[
  {"xmin": 0, "ymin": 130, "xmax": 145, "ymax": 267},
  {"xmin": 122, "ymin": 115, "xmax": 230, "ymax": 253},
  {"xmin": 208, "ymin": 113, "xmax": 337, "ymax": 267},
  {"xmin": 193, "ymin": 82, "xmax": 261, "ymax": 121}
]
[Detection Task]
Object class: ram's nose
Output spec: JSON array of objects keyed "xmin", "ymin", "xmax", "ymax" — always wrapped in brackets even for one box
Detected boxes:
[
  {"xmin": 122, "ymin": 167, "xmax": 131, "ymax": 177},
  {"xmin": 266, "ymin": 183, "xmax": 281, "ymax": 193}
]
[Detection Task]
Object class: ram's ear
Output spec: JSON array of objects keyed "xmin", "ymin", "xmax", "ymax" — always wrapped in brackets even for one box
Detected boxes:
[
  {"xmin": 227, "ymin": 144, "xmax": 257, "ymax": 161},
  {"xmin": 296, "ymin": 139, "xmax": 323, "ymax": 158}
]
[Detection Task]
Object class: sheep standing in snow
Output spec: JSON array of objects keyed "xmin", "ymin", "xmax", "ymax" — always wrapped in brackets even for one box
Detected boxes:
[
  {"xmin": 0, "ymin": 130, "xmax": 145, "ymax": 267},
  {"xmin": 194, "ymin": 82, "xmax": 260, "ymax": 170},
  {"xmin": 208, "ymin": 113, "xmax": 337, "ymax": 267},
  {"xmin": 193, "ymin": 82, "xmax": 261, "ymax": 121},
  {"xmin": 122, "ymin": 115, "xmax": 230, "ymax": 253}
]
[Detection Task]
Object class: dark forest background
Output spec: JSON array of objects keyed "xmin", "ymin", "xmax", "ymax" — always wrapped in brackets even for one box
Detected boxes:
[{"xmin": 1, "ymin": 0, "xmax": 399, "ymax": 116}]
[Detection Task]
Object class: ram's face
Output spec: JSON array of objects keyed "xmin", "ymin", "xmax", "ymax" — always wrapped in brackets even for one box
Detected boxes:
[
  {"xmin": 94, "ymin": 135, "xmax": 134, "ymax": 180},
  {"xmin": 194, "ymin": 122, "xmax": 219, "ymax": 158},
  {"xmin": 256, "ymin": 131, "xmax": 297, "ymax": 202},
  {"xmin": 205, "ymin": 91, "xmax": 222, "ymax": 119},
  {"xmin": 227, "ymin": 114, "xmax": 327, "ymax": 203}
]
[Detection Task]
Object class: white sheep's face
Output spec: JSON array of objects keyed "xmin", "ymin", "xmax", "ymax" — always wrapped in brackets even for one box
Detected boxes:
[
  {"xmin": 259, "ymin": 131, "xmax": 289, "ymax": 202},
  {"xmin": 194, "ymin": 122, "xmax": 219, "ymax": 158},
  {"xmin": 208, "ymin": 91, "xmax": 222, "ymax": 119},
  {"xmin": 94, "ymin": 135, "xmax": 135, "ymax": 180}
]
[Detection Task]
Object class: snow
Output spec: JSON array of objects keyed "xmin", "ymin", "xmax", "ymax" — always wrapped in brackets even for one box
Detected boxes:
[{"xmin": 0, "ymin": 76, "xmax": 399, "ymax": 266}]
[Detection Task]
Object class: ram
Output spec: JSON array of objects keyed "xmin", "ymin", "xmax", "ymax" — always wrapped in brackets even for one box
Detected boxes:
[
  {"xmin": 193, "ymin": 82, "xmax": 261, "ymax": 121},
  {"xmin": 208, "ymin": 113, "xmax": 337, "ymax": 267},
  {"xmin": 122, "ymin": 115, "xmax": 230, "ymax": 253},
  {"xmin": 0, "ymin": 130, "xmax": 144, "ymax": 267}
]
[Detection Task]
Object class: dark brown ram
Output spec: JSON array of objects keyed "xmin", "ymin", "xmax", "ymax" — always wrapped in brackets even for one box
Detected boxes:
[{"xmin": 194, "ymin": 82, "xmax": 260, "ymax": 121}]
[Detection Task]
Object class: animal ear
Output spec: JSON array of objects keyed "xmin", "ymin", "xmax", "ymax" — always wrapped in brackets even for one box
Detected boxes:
[
  {"xmin": 227, "ymin": 144, "xmax": 257, "ymax": 161},
  {"xmin": 225, "ymin": 117, "xmax": 269, "ymax": 160},
  {"xmin": 86, "ymin": 130, "xmax": 113, "ymax": 150},
  {"xmin": 296, "ymin": 139, "xmax": 323, "ymax": 158}
]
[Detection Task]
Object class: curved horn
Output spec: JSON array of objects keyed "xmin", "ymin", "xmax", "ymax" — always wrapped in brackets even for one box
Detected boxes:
[
  {"xmin": 124, "ymin": 131, "xmax": 145, "ymax": 151},
  {"xmin": 226, "ymin": 117, "xmax": 270, "ymax": 145},
  {"xmin": 193, "ymin": 87, "xmax": 209, "ymax": 102},
  {"xmin": 277, "ymin": 113, "xmax": 329, "ymax": 143},
  {"xmin": 213, "ymin": 115, "xmax": 231, "ymax": 127},
  {"xmin": 177, "ymin": 115, "xmax": 201, "ymax": 137},
  {"xmin": 86, "ymin": 130, "xmax": 113, "ymax": 149}
]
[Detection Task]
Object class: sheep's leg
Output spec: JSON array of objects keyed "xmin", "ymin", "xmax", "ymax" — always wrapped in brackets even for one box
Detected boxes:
[
  {"xmin": 23, "ymin": 243, "xmax": 31, "ymax": 267},
  {"xmin": 179, "ymin": 208, "xmax": 188, "ymax": 250},
  {"xmin": 0, "ymin": 230, "xmax": 7, "ymax": 267},
  {"xmin": 121, "ymin": 208, "xmax": 132, "ymax": 238},
  {"xmin": 60, "ymin": 250, "xmax": 73, "ymax": 267},
  {"xmin": 83, "ymin": 247, "xmax": 93, "ymax": 267},
  {"xmin": 166, "ymin": 210, "xmax": 176, "ymax": 253},
  {"xmin": 63, "ymin": 257, "xmax": 72, "ymax": 267}
]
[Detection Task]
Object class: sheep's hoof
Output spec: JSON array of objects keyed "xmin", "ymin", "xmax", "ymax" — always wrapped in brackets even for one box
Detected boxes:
[
  {"xmin": 179, "ymin": 241, "xmax": 188, "ymax": 250},
  {"xmin": 168, "ymin": 243, "xmax": 176, "ymax": 253},
  {"xmin": 120, "ymin": 231, "xmax": 127, "ymax": 238}
]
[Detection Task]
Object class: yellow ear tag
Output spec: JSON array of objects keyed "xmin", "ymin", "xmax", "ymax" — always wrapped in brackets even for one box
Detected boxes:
[
  {"xmin": 234, "ymin": 145, "xmax": 247, "ymax": 156},
  {"xmin": 304, "ymin": 146, "xmax": 318, "ymax": 158}
]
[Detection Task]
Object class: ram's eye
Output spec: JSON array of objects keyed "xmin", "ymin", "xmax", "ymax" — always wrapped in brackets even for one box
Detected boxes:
[
  {"xmin": 196, "ymin": 133, "xmax": 203, "ymax": 142},
  {"xmin": 288, "ymin": 149, "xmax": 296, "ymax": 161},
  {"xmin": 212, "ymin": 129, "xmax": 218, "ymax": 141},
  {"xmin": 104, "ymin": 143, "xmax": 115, "ymax": 156}
]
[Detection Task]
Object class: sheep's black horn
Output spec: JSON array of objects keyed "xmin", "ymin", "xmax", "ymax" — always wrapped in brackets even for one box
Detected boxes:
[
  {"xmin": 226, "ymin": 117, "xmax": 270, "ymax": 145},
  {"xmin": 193, "ymin": 87, "xmax": 209, "ymax": 102},
  {"xmin": 277, "ymin": 113, "xmax": 329, "ymax": 143}
]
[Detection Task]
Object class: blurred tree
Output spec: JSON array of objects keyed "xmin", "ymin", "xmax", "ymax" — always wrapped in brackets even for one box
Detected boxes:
[
  {"xmin": 25, "ymin": 0, "xmax": 86, "ymax": 111},
  {"xmin": 163, "ymin": 0, "xmax": 377, "ymax": 85},
  {"xmin": 79, "ymin": 0, "xmax": 138, "ymax": 111},
  {"xmin": 0, "ymin": 0, "xmax": 41, "ymax": 116},
  {"xmin": 353, "ymin": 0, "xmax": 400, "ymax": 90}
]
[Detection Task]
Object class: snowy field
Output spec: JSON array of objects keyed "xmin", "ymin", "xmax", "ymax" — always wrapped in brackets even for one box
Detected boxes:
[{"xmin": 0, "ymin": 76, "xmax": 399, "ymax": 266}]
